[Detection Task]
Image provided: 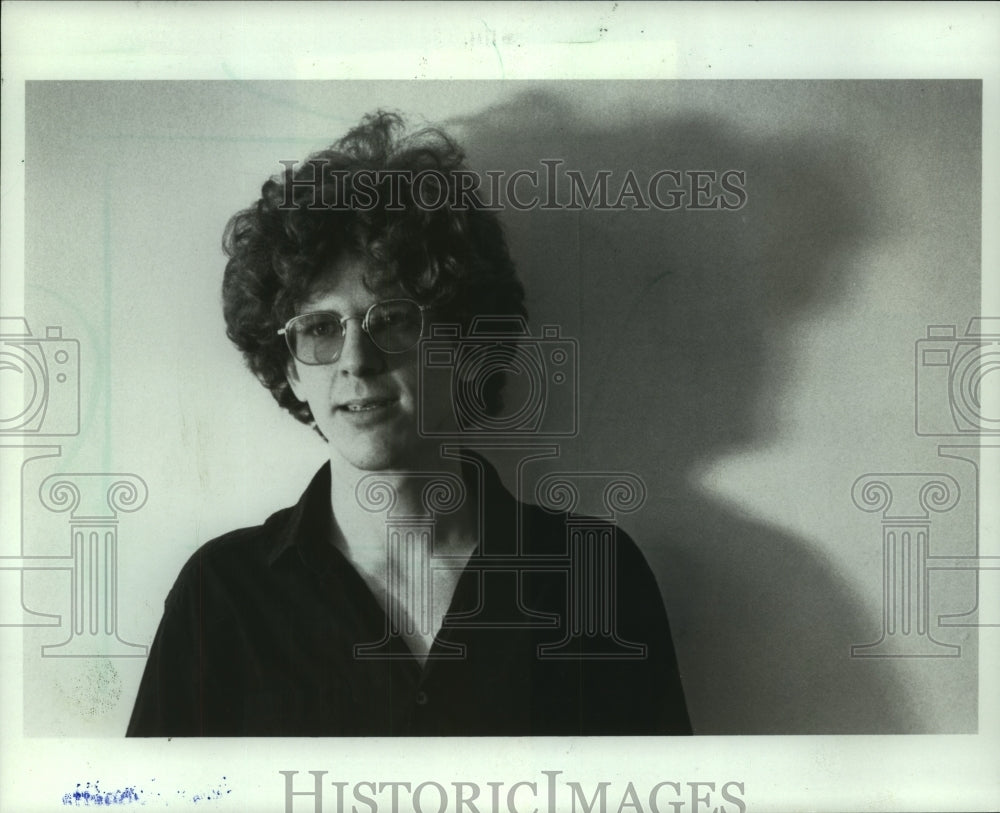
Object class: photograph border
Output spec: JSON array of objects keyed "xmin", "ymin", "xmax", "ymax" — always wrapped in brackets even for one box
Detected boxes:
[{"xmin": 2, "ymin": 3, "xmax": 998, "ymax": 811}]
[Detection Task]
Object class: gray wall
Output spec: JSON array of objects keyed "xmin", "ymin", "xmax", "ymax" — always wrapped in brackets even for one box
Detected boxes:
[{"xmin": 21, "ymin": 80, "xmax": 981, "ymax": 735}]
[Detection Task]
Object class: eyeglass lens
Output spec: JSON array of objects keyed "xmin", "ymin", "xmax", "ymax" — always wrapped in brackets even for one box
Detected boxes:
[{"xmin": 287, "ymin": 300, "xmax": 424, "ymax": 364}]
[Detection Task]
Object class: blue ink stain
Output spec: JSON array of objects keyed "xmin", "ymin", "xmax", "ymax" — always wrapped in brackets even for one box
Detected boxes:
[
  {"xmin": 63, "ymin": 778, "xmax": 232, "ymax": 806},
  {"xmin": 62, "ymin": 781, "xmax": 141, "ymax": 806}
]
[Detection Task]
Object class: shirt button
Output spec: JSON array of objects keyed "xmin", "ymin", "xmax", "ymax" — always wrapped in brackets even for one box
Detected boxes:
[{"xmin": 415, "ymin": 690, "xmax": 429, "ymax": 706}]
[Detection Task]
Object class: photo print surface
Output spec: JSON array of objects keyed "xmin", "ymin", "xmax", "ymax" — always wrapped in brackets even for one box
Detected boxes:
[{"xmin": 10, "ymin": 79, "xmax": 984, "ymax": 741}]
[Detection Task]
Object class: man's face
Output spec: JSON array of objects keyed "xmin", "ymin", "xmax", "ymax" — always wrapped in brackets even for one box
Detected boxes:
[{"xmin": 286, "ymin": 255, "xmax": 444, "ymax": 471}]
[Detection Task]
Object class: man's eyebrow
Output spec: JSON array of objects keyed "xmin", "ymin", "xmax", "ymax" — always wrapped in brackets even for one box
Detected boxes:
[
  {"xmin": 299, "ymin": 305, "xmax": 342, "ymax": 313},
  {"xmin": 297, "ymin": 291, "xmax": 345, "ymax": 312}
]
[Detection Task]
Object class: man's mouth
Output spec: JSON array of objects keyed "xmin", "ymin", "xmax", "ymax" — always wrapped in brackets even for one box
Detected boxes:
[{"xmin": 339, "ymin": 398, "xmax": 397, "ymax": 413}]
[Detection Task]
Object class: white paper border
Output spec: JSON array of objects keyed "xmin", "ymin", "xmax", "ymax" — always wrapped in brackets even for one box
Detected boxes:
[{"xmin": 2, "ymin": 2, "xmax": 997, "ymax": 811}]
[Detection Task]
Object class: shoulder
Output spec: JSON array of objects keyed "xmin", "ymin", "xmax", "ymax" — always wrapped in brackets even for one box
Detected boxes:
[
  {"xmin": 168, "ymin": 463, "xmax": 331, "ymax": 595},
  {"xmin": 519, "ymin": 500, "xmax": 649, "ymax": 560},
  {"xmin": 519, "ymin": 500, "xmax": 666, "ymax": 606},
  {"xmin": 163, "ymin": 504, "xmax": 297, "ymax": 609},
  {"xmin": 188, "ymin": 503, "xmax": 295, "ymax": 566}
]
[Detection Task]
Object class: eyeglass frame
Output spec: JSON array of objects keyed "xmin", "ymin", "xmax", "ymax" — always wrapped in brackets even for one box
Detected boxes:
[{"xmin": 277, "ymin": 298, "xmax": 431, "ymax": 365}]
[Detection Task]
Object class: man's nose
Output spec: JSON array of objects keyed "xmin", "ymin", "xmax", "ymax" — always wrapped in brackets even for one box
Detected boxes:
[{"xmin": 337, "ymin": 318, "xmax": 384, "ymax": 376}]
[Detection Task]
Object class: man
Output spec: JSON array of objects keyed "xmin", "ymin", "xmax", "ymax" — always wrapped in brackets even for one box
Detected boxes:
[{"xmin": 126, "ymin": 111, "xmax": 691, "ymax": 736}]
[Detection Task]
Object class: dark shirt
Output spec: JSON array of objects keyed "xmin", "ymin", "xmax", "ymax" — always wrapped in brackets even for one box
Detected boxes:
[{"xmin": 126, "ymin": 458, "xmax": 691, "ymax": 736}]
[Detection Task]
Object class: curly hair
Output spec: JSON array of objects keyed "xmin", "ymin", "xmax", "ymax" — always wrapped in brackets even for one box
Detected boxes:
[{"xmin": 221, "ymin": 111, "xmax": 526, "ymax": 428}]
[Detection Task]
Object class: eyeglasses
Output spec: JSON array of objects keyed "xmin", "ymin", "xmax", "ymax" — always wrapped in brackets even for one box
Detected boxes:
[{"xmin": 278, "ymin": 298, "xmax": 430, "ymax": 365}]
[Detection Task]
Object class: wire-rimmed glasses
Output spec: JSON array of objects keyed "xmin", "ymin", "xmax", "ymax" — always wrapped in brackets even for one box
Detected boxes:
[{"xmin": 278, "ymin": 299, "xmax": 429, "ymax": 365}]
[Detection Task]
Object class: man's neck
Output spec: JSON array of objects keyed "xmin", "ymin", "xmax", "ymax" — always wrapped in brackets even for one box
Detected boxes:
[
  {"xmin": 326, "ymin": 451, "xmax": 482, "ymax": 664},
  {"xmin": 326, "ymin": 451, "xmax": 479, "ymax": 563}
]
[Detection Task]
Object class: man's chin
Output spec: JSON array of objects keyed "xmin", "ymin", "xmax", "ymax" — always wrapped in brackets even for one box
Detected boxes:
[
  {"xmin": 331, "ymin": 439, "xmax": 452, "ymax": 474},
  {"xmin": 328, "ymin": 439, "xmax": 410, "ymax": 473}
]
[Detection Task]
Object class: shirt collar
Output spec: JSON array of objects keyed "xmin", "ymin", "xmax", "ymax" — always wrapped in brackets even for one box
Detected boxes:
[
  {"xmin": 265, "ymin": 462, "xmax": 335, "ymax": 570},
  {"xmin": 265, "ymin": 451, "xmax": 519, "ymax": 570}
]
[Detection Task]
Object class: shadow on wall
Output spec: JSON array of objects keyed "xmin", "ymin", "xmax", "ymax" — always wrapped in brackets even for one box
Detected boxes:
[{"xmin": 454, "ymin": 88, "xmax": 914, "ymax": 734}]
